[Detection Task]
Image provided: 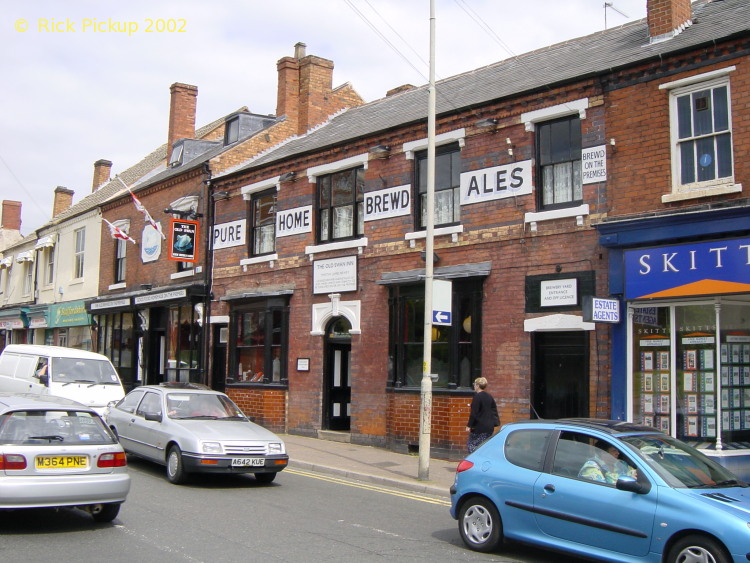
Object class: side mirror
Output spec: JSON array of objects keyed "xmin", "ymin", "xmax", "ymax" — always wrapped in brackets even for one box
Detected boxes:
[
  {"xmin": 144, "ymin": 412, "xmax": 163, "ymax": 423},
  {"xmin": 39, "ymin": 374, "xmax": 50, "ymax": 386},
  {"xmin": 616, "ymin": 475, "xmax": 651, "ymax": 494}
]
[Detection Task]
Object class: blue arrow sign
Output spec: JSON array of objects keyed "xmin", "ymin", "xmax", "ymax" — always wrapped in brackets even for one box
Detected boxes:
[{"xmin": 433, "ymin": 310, "xmax": 451, "ymax": 325}]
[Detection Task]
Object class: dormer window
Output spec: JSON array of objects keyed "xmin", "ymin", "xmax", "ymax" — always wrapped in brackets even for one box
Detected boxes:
[
  {"xmin": 168, "ymin": 143, "xmax": 184, "ymax": 167},
  {"xmin": 225, "ymin": 117, "xmax": 240, "ymax": 145}
]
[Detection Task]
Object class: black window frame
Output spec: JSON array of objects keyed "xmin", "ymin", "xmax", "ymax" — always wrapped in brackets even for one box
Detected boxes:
[
  {"xmin": 229, "ymin": 297, "xmax": 289, "ymax": 386},
  {"xmin": 316, "ymin": 167, "xmax": 364, "ymax": 244},
  {"xmin": 249, "ymin": 188, "xmax": 276, "ymax": 257},
  {"xmin": 114, "ymin": 237, "xmax": 127, "ymax": 283},
  {"xmin": 536, "ymin": 115, "xmax": 582, "ymax": 211},
  {"xmin": 388, "ymin": 279, "xmax": 483, "ymax": 389}
]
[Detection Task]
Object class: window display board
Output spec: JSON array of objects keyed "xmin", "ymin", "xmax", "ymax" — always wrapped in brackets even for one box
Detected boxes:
[
  {"xmin": 676, "ymin": 333, "xmax": 716, "ymax": 440},
  {"xmin": 720, "ymin": 333, "xmax": 750, "ymax": 440}
]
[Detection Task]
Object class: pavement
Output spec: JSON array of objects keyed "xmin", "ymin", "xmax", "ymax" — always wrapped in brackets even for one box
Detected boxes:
[{"xmin": 281, "ymin": 433, "xmax": 459, "ymax": 498}]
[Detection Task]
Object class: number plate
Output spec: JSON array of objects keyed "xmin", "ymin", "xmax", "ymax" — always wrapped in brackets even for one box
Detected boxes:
[
  {"xmin": 35, "ymin": 455, "xmax": 89, "ymax": 469},
  {"xmin": 231, "ymin": 457, "xmax": 265, "ymax": 467}
]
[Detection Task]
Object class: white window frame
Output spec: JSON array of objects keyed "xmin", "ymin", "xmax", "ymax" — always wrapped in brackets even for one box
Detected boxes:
[
  {"xmin": 660, "ymin": 67, "xmax": 741, "ymax": 203},
  {"xmin": 74, "ymin": 228, "xmax": 85, "ymax": 279}
]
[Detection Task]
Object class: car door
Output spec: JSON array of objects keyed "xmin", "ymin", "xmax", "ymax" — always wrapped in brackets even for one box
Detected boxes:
[
  {"xmin": 109, "ymin": 389, "xmax": 146, "ymax": 454},
  {"xmin": 532, "ymin": 431, "xmax": 657, "ymax": 558},
  {"xmin": 126, "ymin": 391, "xmax": 166, "ymax": 462}
]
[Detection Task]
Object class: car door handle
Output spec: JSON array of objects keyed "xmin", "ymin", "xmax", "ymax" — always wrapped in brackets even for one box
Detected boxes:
[{"xmin": 544, "ymin": 484, "xmax": 555, "ymax": 493}]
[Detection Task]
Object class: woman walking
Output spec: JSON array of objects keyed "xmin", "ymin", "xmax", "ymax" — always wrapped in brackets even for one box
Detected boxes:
[{"xmin": 466, "ymin": 377, "xmax": 500, "ymax": 453}]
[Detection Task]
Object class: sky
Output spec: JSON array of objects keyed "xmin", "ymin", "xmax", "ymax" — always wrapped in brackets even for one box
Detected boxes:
[{"xmin": 0, "ymin": 0, "xmax": 648, "ymax": 235}]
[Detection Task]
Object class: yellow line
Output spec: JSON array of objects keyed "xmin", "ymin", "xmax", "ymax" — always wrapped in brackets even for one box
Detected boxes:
[{"xmin": 286, "ymin": 468, "xmax": 452, "ymax": 506}]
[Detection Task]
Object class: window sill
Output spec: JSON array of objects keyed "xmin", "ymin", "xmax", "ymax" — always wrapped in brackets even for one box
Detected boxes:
[
  {"xmin": 240, "ymin": 254, "xmax": 278, "ymax": 268},
  {"xmin": 305, "ymin": 238, "xmax": 368, "ymax": 260},
  {"xmin": 524, "ymin": 204, "xmax": 589, "ymax": 231},
  {"xmin": 108, "ymin": 282, "xmax": 126, "ymax": 290},
  {"xmin": 170, "ymin": 269, "xmax": 195, "ymax": 280},
  {"xmin": 404, "ymin": 225, "xmax": 464, "ymax": 247},
  {"xmin": 662, "ymin": 182, "xmax": 742, "ymax": 203}
]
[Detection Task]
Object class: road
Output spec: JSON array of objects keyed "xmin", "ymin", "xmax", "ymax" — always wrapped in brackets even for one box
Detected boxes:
[{"xmin": 0, "ymin": 456, "xmax": 569, "ymax": 562}]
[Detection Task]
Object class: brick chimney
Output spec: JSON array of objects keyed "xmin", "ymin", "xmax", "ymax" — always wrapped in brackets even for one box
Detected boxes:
[
  {"xmin": 92, "ymin": 159, "xmax": 112, "ymax": 192},
  {"xmin": 52, "ymin": 186, "xmax": 74, "ymax": 217},
  {"xmin": 647, "ymin": 0, "xmax": 692, "ymax": 42},
  {"xmin": 1, "ymin": 200, "xmax": 22, "ymax": 231},
  {"xmin": 167, "ymin": 83, "xmax": 198, "ymax": 150}
]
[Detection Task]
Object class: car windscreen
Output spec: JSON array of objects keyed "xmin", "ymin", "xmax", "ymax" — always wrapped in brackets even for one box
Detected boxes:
[
  {"xmin": 0, "ymin": 410, "xmax": 118, "ymax": 445},
  {"xmin": 166, "ymin": 393, "xmax": 247, "ymax": 419},
  {"xmin": 50, "ymin": 357, "xmax": 120, "ymax": 385},
  {"xmin": 622, "ymin": 433, "xmax": 746, "ymax": 488}
]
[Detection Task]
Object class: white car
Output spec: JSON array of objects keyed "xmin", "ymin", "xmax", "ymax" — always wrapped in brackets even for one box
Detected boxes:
[
  {"xmin": 0, "ymin": 393, "xmax": 130, "ymax": 522},
  {"xmin": 106, "ymin": 383, "xmax": 288, "ymax": 484}
]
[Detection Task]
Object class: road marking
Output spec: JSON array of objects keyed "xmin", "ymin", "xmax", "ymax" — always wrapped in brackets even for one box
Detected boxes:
[{"xmin": 285, "ymin": 468, "xmax": 452, "ymax": 506}]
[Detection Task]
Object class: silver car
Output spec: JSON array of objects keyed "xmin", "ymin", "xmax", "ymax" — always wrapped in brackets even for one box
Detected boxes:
[
  {"xmin": 106, "ymin": 383, "xmax": 288, "ymax": 484},
  {"xmin": 0, "ymin": 393, "xmax": 130, "ymax": 522}
]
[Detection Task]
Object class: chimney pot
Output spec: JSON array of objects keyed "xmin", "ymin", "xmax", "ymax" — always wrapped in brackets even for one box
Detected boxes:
[{"xmin": 294, "ymin": 42, "xmax": 307, "ymax": 59}]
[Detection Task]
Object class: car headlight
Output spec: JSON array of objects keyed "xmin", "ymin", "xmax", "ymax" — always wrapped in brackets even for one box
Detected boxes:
[
  {"xmin": 268, "ymin": 442, "xmax": 285, "ymax": 455},
  {"xmin": 202, "ymin": 441, "xmax": 223, "ymax": 454}
]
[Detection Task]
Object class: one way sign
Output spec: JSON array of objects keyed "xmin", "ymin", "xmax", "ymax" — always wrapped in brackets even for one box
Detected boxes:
[{"xmin": 432, "ymin": 279, "xmax": 452, "ymax": 326}]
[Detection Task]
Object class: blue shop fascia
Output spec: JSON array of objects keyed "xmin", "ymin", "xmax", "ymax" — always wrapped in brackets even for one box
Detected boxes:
[{"xmin": 597, "ymin": 200, "xmax": 750, "ymax": 479}]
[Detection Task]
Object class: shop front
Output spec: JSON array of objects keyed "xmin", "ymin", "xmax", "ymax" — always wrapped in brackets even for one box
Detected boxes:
[
  {"xmin": 0, "ymin": 308, "xmax": 28, "ymax": 348},
  {"xmin": 599, "ymin": 207, "xmax": 750, "ymax": 478}
]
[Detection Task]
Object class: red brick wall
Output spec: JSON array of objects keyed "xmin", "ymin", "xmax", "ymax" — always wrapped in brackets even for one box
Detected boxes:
[{"xmin": 228, "ymin": 387, "xmax": 287, "ymax": 433}]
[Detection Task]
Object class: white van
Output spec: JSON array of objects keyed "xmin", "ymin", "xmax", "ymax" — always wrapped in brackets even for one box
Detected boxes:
[{"xmin": 0, "ymin": 344, "xmax": 125, "ymax": 415}]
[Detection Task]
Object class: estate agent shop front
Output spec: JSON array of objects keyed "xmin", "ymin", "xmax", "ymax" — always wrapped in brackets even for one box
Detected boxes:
[{"xmin": 601, "ymin": 219, "xmax": 750, "ymax": 479}]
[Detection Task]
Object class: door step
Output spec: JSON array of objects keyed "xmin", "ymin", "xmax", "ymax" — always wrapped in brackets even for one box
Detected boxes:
[{"xmin": 317, "ymin": 430, "xmax": 351, "ymax": 443}]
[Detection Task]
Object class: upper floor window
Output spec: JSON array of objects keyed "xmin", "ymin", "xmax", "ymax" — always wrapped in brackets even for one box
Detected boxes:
[
  {"xmin": 74, "ymin": 228, "xmax": 85, "ymax": 279},
  {"xmin": 114, "ymin": 237, "xmax": 127, "ymax": 283},
  {"xmin": 225, "ymin": 116, "xmax": 240, "ymax": 145},
  {"xmin": 317, "ymin": 167, "xmax": 364, "ymax": 243},
  {"xmin": 45, "ymin": 247, "xmax": 55, "ymax": 286},
  {"xmin": 250, "ymin": 189, "xmax": 276, "ymax": 256},
  {"xmin": 674, "ymin": 80, "xmax": 732, "ymax": 186},
  {"xmin": 23, "ymin": 261, "xmax": 33, "ymax": 295},
  {"xmin": 416, "ymin": 144, "xmax": 461, "ymax": 229},
  {"xmin": 537, "ymin": 116, "xmax": 582, "ymax": 210}
]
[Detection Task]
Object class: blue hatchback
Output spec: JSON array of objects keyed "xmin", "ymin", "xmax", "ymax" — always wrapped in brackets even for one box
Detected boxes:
[{"xmin": 450, "ymin": 419, "xmax": 750, "ymax": 562}]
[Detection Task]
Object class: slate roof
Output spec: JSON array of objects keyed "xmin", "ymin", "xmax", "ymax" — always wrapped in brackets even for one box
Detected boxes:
[{"xmin": 221, "ymin": 0, "xmax": 749, "ymax": 177}]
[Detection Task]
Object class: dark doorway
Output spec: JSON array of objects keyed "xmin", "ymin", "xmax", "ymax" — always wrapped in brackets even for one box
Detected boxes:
[
  {"xmin": 146, "ymin": 307, "xmax": 167, "ymax": 386},
  {"xmin": 323, "ymin": 317, "xmax": 352, "ymax": 431},
  {"xmin": 532, "ymin": 331, "xmax": 589, "ymax": 419},
  {"xmin": 211, "ymin": 324, "xmax": 228, "ymax": 392}
]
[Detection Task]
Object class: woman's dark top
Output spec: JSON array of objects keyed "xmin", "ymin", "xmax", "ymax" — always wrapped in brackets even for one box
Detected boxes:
[{"xmin": 467, "ymin": 391, "xmax": 499, "ymax": 434}]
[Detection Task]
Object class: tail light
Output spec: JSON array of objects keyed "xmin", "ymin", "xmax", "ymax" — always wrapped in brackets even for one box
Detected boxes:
[
  {"xmin": 456, "ymin": 460, "xmax": 474, "ymax": 473},
  {"xmin": 97, "ymin": 452, "xmax": 127, "ymax": 468},
  {"xmin": 0, "ymin": 454, "xmax": 27, "ymax": 470}
]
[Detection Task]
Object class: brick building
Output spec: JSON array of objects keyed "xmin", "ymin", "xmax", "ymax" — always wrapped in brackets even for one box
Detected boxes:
[{"xmin": 204, "ymin": 0, "xmax": 749, "ymax": 463}]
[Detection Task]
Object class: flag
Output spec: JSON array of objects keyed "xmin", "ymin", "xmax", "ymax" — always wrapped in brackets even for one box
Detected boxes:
[
  {"xmin": 117, "ymin": 176, "xmax": 167, "ymax": 240},
  {"xmin": 103, "ymin": 219, "xmax": 136, "ymax": 244}
]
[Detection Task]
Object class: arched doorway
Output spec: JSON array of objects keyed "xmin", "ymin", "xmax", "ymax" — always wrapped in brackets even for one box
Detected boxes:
[{"xmin": 323, "ymin": 317, "xmax": 352, "ymax": 431}]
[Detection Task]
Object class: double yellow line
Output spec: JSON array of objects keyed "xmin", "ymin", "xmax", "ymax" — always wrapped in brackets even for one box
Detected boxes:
[{"xmin": 286, "ymin": 468, "xmax": 452, "ymax": 507}]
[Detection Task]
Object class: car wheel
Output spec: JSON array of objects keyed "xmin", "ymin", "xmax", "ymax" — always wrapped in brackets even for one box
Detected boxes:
[
  {"xmin": 666, "ymin": 535, "xmax": 731, "ymax": 563},
  {"xmin": 255, "ymin": 472, "xmax": 276, "ymax": 483},
  {"xmin": 166, "ymin": 445, "xmax": 187, "ymax": 484},
  {"xmin": 91, "ymin": 503, "xmax": 120, "ymax": 523},
  {"xmin": 458, "ymin": 496, "xmax": 503, "ymax": 553}
]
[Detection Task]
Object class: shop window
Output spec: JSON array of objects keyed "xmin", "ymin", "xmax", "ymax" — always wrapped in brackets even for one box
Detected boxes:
[
  {"xmin": 74, "ymin": 228, "xmax": 85, "ymax": 279},
  {"xmin": 317, "ymin": 167, "xmax": 364, "ymax": 243},
  {"xmin": 96, "ymin": 312, "xmax": 136, "ymax": 388},
  {"xmin": 630, "ymin": 301, "xmax": 750, "ymax": 447},
  {"xmin": 537, "ymin": 115, "xmax": 582, "ymax": 210},
  {"xmin": 388, "ymin": 280, "xmax": 482, "ymax": 389},
  {"xmin": 415, "ymin": 143, "xmax": 461, "ymax": 229},
  {"xmin": 250, "ymin": 189, "xmax": 276, "ymax": 256},
  {"xmin": 166, "ymin": 304, "xmax": 202, "ymax": 383},
  {"xmin": 230, "ymin": 299, "xmax": 288, "ymax": 385}
]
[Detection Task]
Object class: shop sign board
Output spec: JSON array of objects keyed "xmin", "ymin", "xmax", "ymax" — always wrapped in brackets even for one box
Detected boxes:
[
  {"xmin": 364, "ymin": 185, "xmax": 410, "ymax": 221},
  {"xmin": 277, "ymin": 205, "xmax": 312, "ymax": 238},
  {"xmin": 50, "ymin": 301, "xmax": 90, "ymax": 327},
  {"xmin": 213, "ymin": 219, "xmax": 246, "ymax": 249},
  {"xmin": 624, "ymin": 237, "xmax": 750, "ymax": 300},
  {"xmin": 583, "ymin": 296, "xmax": 620, "ymax": 323},
  {"xmin": 460, "ymin": 160, "xmax": 532, "ymax": 205},
  {"xmin": 168, "ymin": 219, "xmax": 199, "ymax": 263}
]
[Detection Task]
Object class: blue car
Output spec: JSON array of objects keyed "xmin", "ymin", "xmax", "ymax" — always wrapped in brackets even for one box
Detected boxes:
[{"xmin": 450, "ymin": 419, "xmax": 750, "ymax": 562}]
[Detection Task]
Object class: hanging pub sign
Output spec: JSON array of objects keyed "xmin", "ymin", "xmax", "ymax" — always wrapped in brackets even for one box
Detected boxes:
[{"xmin": 168, "ymin": 219, "xmax": 199, "ymax": 263}]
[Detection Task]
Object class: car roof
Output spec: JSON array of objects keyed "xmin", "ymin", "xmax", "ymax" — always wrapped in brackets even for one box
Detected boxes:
[
  {"xmin": 133, "ymin": 383, "xmax": 219, "ymax": 394},
  {"xmin": 0, "ymin": 392, "xmax": 94, "ymax": 412},
  {"xmin": 506, "ymin": 418, "xmax": 660, "ymax": 437},
  {"xmin": 1, "ymin": 344, "xmax": 110, "ymax": 361}
]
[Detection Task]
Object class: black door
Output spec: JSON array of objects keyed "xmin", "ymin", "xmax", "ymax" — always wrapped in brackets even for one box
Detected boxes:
[
  {"xmin": 211, "ymin": 324, "xmax": 228, "ymax": 392},
  {"xmin": 532, "ymin": 331, "xmax": 589, "ymax": 419},
  {"xmin": 323, "ymin": 318, "xmax": 352, "ymax": 431}
]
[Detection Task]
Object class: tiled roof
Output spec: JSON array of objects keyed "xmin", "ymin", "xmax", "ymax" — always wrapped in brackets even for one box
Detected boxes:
[{"xmin": 227, "ymin": 0, "xmax": 748, "ymax": 175}]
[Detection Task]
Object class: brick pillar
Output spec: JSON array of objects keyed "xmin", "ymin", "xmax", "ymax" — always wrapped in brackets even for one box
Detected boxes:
[
  {"xmin": 92, "ymin": 159, "xmax": 112, "ymax": 191},
  {"xmin": 168, "ymin": 83, "xmax": 198, "ymax": 150},
  {"xmin": 52, "ymin": 186, "xmax": 74, "ymax": 217}
]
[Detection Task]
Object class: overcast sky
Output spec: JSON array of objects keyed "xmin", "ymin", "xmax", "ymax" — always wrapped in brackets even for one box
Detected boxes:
[{"xmin": 0, "ymin": 0, "xmax": 647, "ymax": 235}]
